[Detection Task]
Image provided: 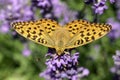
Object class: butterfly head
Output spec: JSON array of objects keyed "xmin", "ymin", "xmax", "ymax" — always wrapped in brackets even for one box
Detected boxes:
[{"xmin": 56, "ymin": 47, "xmax": 65, "ymax": 55}]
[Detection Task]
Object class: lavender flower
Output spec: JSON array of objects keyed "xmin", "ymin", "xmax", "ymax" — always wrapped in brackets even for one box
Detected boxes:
[
  {"xmin": 113, "ymin": 50, "xmax": 120, "ymax": 66},
  {"xmin": 107, "ymin": 18, "xmax": 120, "ymax": 39},
  {"xmin": 22, "ymin": 44, "xmax": 31, "ymax": 57},
  {"xmin": 31, "ymin": 0, "xmax": 54, "ymax": 19},
  {"xmin": 116, "ymin": 0, "xmax": 120, "ymax": 20},
  {"xmin": 0, "ymin": 0, "xmax": 33, "ymax": 33},
  {"xmin": 111, "ymin": 50, "xmax": 120, "ymax": 76},
  {"xmin": 92, "ymin": 0, "xmax": 115, "ymax": 15},
  {"xmin": 116, "ymin": 0, "xmax": 120, "ymax": 7},
  {"xmin": 37, "ymin": 0, "xmax": 51, "ymax": 7},
  {"xmin": 117, "ymin": 10, "xmax": 120, "ymax": 20},
  {"xmin": 109, "ymin": 0, "xmax": 115, "ymax": 3},
  {"xmin": 0, "ymin": 21, "xmax": 10, "ymax": 33},
  {"xmin": 51, "ymin": 0, "xmax": 78, "ymax": 25},
  {"xmin": 92, "ymin": 0, "xmax": 108, "ymax": 15},
  {"xmin": 39, "ymin": 52, "xmax": 89, "ymax": 80},
  {"xmin": 32, "ymin": 0, "xmax": 78, "ymax": 25}
]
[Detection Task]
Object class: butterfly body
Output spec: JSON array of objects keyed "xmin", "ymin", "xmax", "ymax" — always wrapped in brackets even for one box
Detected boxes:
[
  {"xmin": 52, "ymin": 27, "xmax": 71, "ymax": 55},
  {"xmin": 11, "ymin": 19, "xmax": 112, "ymax": 55}
]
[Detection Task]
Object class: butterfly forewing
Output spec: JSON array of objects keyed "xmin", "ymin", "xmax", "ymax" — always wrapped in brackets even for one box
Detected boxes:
[
  {"xmin": 11, "ymin": 19, "xmax": 60, "ymax": 48},
  {"xmin": 64, "ymin": 20, "xmax": 112, "ymax": 48}
]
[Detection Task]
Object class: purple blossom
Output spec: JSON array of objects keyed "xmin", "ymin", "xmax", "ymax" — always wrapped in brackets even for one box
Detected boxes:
[
  {"xmin": 117, "ymin": 10, "xmax": 120, "ymax": 20},
  {"xmin": 22, "ymin": 44, "xmax": 31, "ymax": 57},
  {"xmin": 32, "ymin": 0, "xmax": 78, "ymax": 25},
  {"xmin": 113, "ymin": 50, "xmax": 120, "ymax": 66},
  {"xmin": 0, "ymin": 21, "xmax": 9, "ymax": 33},
  {"xmin": 115, "ymin": 0, "xmax": 120, "ymax": 21},
  {"xmin": 0, "ymin": 0, "xmax": 33, "ymax": 33},
  {"xmin": 107, "ymin": 18, "xmax": 120, "ymax": 39},
  {"xmin": 92, "ymin": 0, "xmax": 115, "ymax": 15},
  {"xmin": 31, "ymin": 0, "xmax": 53, "ymax": 18},
  {"xmin": 39, "ymin": 52, "xmax": 89, "ymax": 80},
  {"xmin": 0, "ymin": 0, "xmax": 33, "ymax": 20},
  {"xmin": 37, "ymin": 0, "xmax": 50, "ymax": 7},
  {"xmin": 109, "ymin": 0, "xmax": 115, "ymax": 3},
  {"xmin": 116, "ymin": 0, "xmax": 120, "ymax": 7},
  {"xmin": 92, "ymin": 0, "xmax": 108, "ymax": 15},
  {"xmin": 110, "ymin": 50, "xmax": 120, "ymax": 75},
  {"xmin": 51, "ymin": 0, "xmax": 78, "ymax": 25}
]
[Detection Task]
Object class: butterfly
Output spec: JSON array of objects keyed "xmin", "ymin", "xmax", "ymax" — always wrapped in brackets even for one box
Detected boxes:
[{"xmin": 11, "ymin": 19, "xmax": 112, "ymax": 55}]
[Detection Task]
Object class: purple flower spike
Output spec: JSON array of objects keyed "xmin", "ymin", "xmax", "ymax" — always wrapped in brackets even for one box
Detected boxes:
[
  {"xmin": 92, "ymin": 0, "xmax": 115, "ymax": 15},
  {"xmin": 113, "ymin": 50, "xmax": 120, "ymax": 66},
  {"xmin": 0, "ymin": 0, "xmax": 33, "ymax": 34},
  {"xmin": 51, "ymin": 0, "xmax": 78, "ymax": 25},
  {"xmin": 32, "ymin": 0, "xmax": 78, "ymax": 25},
  {"xmin": 37, "ymin": 0, "xmax": 50, "ymax": 7},
  {"xmin": 107, "ymin": 18, "xmax": 120, "ymax": 39},
  {"xmin": 0, "ymin": 22, "xmax": 9, "ymax": 33},
  {"xmin": 40, "ymin": 52, "xmax": 89, "ymax": 80},
  {"xmin": 22, "ymin": 44, "xmax": 31, "ymax": 57},
  {"xmin": 109, "ymin": 0, "xmax": 115, "ymax": 3},
  {"xmin": 110, "ymin": 50, "xmax": 120, "ymax": 75},
  {"xmin": 92, "ymin": 1, "xmax": 108, "ymax": 15}
]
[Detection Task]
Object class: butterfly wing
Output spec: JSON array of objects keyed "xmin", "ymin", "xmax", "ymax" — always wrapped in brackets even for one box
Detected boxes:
[
  {"xmin": 11, "ymin": 19, "xmax": 60, "ymax": 48},
  {"xmin": 64, "ymin": 20, "xmax": 112, "ymax": 48}
]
